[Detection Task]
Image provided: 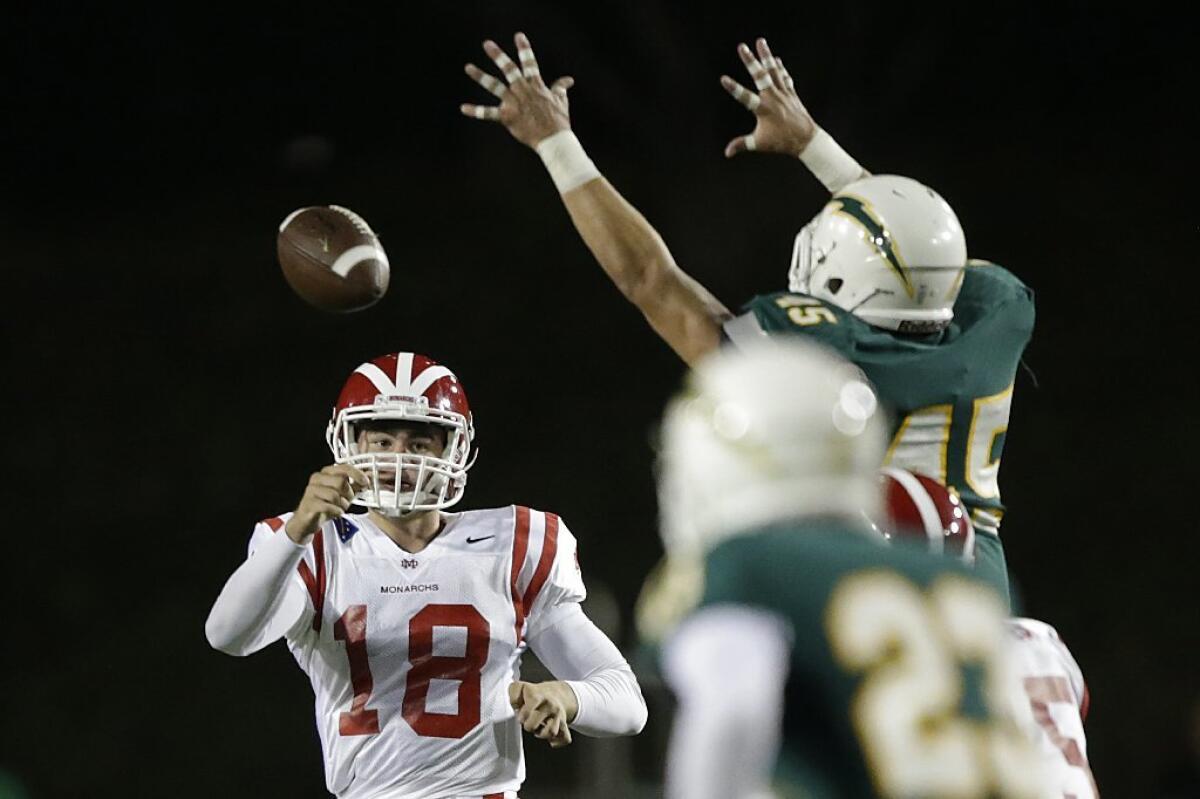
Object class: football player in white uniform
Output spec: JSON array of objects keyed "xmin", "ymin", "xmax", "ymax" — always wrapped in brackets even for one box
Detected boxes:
[
  {"xmin": 1007, "ymin": 618, "xmax": 1098, "ymax": 799},
  {"xmin": 878, "ymin": 469, "xmax": 1098, "ymax": 798},
  {"xmin": 206, "ymin": 352, "xmax": 647, "ymax": 799}
]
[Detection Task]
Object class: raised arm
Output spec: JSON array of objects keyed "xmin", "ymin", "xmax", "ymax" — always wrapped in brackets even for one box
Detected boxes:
[
  {"xmin": 460, "ymin": 33, "xmax": 730, "ymax": 366},
  {"xmin": 720, "ymin": 37, "xmax": 870, "ymax": 193}
]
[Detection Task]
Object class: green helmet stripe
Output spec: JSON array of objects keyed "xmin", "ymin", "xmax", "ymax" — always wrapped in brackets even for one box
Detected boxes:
[{"xmin": 831, "ymin": 195, "xmax": 914, "ymax": 297}]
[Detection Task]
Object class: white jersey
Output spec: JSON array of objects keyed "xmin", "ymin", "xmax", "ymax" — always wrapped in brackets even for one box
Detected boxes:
[
  {"xmin": 248, "ymin": 505, "xmax": 585, "ymax": 799},
  {"xmin": 1007, "ymin": 618, "xmax": 1098, "ymax": 799}
]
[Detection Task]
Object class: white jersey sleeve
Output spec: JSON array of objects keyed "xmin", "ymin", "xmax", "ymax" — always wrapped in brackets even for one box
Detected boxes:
[
  {"xmin": 1008, "ymin": 617, "xmax": 1098, "ymax": 799},
  {"xmin": 205, "ymin": 513, "xmax": 323, "ymax": 655},
  {"xmin": 515, "ymin": 514, "xmax": 646, "ymax": 737},
  {"xmin": 662, "ymin": 605, "xmax": 792, "ymax": 799}
]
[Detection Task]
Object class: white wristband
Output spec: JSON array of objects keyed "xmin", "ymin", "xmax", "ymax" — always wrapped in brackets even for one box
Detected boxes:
[
  {"xmin": 536, "ymin": 130, "xmax": 601, "ymax": 194},
  {"xmin": 798, "ymin": 127, "xmax": 866, "ymax": 194}
]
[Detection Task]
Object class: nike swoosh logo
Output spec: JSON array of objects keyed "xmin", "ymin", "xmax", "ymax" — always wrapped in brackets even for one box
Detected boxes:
[{"xmin": 465, "ymin": 535, "xmax": 495, "ymax": 544}]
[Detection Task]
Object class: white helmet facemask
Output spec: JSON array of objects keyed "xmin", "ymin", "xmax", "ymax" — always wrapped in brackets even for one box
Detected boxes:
[
  {"xmin": 787, "ymin": 175, "xmax": 968, "ymax": 334},
  {"xmin": 787, "ymin": 221, "xmax": 817, "ymax": 295},
  {"xmin": 325, "ymin": 395, "xmax": 474, "ymax": 515}
]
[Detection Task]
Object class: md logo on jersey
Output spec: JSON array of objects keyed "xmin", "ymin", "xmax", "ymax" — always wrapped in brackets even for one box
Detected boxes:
[{"xmin": 831, "ymin": 195, "xmax": 914, "ymax": 297}]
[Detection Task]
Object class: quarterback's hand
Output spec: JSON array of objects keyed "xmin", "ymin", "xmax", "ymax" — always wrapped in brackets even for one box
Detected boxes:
[
  {"xmin": 460, "ymin": 33, "xmax": 575, "ymax": 149},
  {"xmin": 720, "ymin": 37, "xmax": 817, "ymax": 159},
  {"xmin": 285, "ymin": 464, "xmax": 368, "ymax": 545},
  {"xmin": 508, "ymin": 680, "xmax": 578, "ymax": 748}
]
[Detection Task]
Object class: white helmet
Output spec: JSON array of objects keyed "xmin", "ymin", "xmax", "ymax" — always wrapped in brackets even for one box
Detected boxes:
[
  {"xmin": 657, "ymin": 338, "xmax": 887, "ymax": 558},
  {"xmin": 788, "ymin": 175, "xmax": 967, "ymax": 333}
]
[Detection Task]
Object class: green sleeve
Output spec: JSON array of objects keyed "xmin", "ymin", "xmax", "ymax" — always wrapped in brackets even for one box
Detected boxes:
[
  {"xmin": 700, "ymin": 541, "xmax": 752, "ymax": 607},
  {"xmin": 953, "ymin": 262, "xmax": 1035, "ymax": 336},
  {"xmin": 736, "ymin": 292, "xmax": 856, "ymax": 355}
]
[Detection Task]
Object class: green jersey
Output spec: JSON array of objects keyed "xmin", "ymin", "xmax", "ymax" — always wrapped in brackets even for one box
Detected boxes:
[
  {"xmin": 690, "ymin": 521, "xmax": 1038, "ymax": 798},
  {"xmin": 722, "ymin": 262, "xmax": 1034, "ymax": 538}
]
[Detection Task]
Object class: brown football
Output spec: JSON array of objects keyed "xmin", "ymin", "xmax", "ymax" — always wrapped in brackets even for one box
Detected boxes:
[{"xmin": 276, "ymin": 205, "xmax": 390, "ymax": 312}]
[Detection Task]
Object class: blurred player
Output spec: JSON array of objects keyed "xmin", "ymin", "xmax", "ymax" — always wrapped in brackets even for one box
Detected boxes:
[
  {"xmin": 645, "ymin": 337, "xmax": 1044, "ymax": 798},
  {"xmin": 459, "ymin": 34, "xmax": 1033, "ymax": 604},
  {"xmin": 206, "ymin": 352, "xmax": 646, "ymax": 799},
  {"xmin": 878, "ymin": 468, "xmax": 1098, "ymax": 798}
]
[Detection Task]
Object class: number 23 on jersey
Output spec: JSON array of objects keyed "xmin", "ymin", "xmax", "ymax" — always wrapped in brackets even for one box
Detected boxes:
[{"xmin": 827, "ymin": 572, "xmax": 1045, "ymax": 798}]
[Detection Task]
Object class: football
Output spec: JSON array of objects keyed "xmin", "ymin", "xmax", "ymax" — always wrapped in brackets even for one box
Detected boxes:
[{"xmin": 276, "ymin": 205, "xmax": 390, "ymax": 312}]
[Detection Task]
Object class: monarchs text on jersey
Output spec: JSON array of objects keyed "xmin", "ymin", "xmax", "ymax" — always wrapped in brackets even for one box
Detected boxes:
[{"xmin": 245, "ymin": 506, "xmax": 585, "ymax": 799}]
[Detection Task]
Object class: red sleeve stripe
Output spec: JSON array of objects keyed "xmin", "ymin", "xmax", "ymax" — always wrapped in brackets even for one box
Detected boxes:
[
  {"xmin": 262, "ymin": 516, "xmax": 285, "ymax": 533},
  {"xmin": 296, "ymin": 530, "xmax": 327, "ymax": 633},
  {"xmin": 521, "ymin": 512, "xmax": 559, "ymax": 625},
  {"xmin": 510, "ymin": 506, "xmax": 532, "ymax": 644}
]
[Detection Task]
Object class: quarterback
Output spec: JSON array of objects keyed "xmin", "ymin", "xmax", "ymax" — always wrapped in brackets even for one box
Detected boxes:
[
  {"xmin": 205, "ymin": 352, "xmax": 646, "ymax": 799},
  {"xmin": 649, "ymin": 338, "xmax": 1046, "ymax": 798},
  {"xmin": 460, "ymin": 34, "xmax": 1033, "ymax": 603}
]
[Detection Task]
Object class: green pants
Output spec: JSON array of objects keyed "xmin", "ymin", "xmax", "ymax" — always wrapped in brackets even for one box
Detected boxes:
[{"xmin": 973, "ymin": 531, "xmax": 1012, "ymax": 613}]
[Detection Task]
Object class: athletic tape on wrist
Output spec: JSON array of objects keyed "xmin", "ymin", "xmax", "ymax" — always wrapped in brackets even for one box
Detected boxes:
[
  {"xmin": 798, "ymin": 128, "xmax": 865, "ymax": 193},
  {"xmin": 536, "ymin": 131, "xmax": 601, "ymax": 194}
]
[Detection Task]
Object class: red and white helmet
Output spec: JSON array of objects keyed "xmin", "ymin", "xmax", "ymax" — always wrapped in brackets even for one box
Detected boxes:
[
  {"xmin": 325, "ymin": 353, "xmax": 475, "ymax": 514},
  {"xmin": 873, "ymin": 467, "xmax": 975, "ymax": 564}
]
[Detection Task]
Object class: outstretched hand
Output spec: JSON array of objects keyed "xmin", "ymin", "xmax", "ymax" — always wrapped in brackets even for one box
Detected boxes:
[
  {"xmin": 720, "ymin": 37, "xmax": 817, "ymax": 159},
  {"xmin": 461, "ymin": 33, "xmax": 575, "ymax": 149}
]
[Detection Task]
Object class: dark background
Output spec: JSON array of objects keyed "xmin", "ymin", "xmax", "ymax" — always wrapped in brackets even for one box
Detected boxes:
[{"xmin": 4, "ymin": 1, "xmax": 1196, "ymax": 796}]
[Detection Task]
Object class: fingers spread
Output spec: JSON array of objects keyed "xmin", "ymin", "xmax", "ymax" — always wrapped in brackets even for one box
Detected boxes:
[
  {"xmin": 724, "ymin": 134, "xmax": 756, "ymax": 159},
  {"xmin": 465, "ymin": 63, "xmax": 507, "ymax": 98},
  {"xmin": 720, "ymin": 75, "xmax": 760, "ymax": 112},
  {"xmin": 514, "ymin": 32, "xmax": 540, "ymax": 79},
  {"xmin": 756, "ymin": 37, "xmax": 788, "ymax": 93},
  {"xmin": 738, "ymin": 43, "xmax": 772, "ymax": 91},
  {"xmin": 549, "ymin": 76, "xmax": 574, "ymax": 97},
  {"xmin": 460, "ymin": 103, "xmax": 500, "ymax": 121},
  {"xmin": 777, "ymin": 57, "xmax": 795, "ymax": 92},
  {"xmin": 483, "ymin": 40, "xmax": 523, "ymax": 84}
]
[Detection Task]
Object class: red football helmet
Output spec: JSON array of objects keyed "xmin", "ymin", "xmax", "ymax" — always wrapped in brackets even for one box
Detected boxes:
[
  {"xmin": 325, "ymin": 353, "xmax": 475, "ymax": 514},
  {"xmin": 874, "ymin": 467, "xmax": 975, "ymax": 564}
]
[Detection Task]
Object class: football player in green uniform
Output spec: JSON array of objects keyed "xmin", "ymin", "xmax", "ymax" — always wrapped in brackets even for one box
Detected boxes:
[
  {"xmin": 651, "ymin": 337, "xmax": 1044, "ymax": 798},
  {"xmin": 459, "ymin": 34, "xmax": 1033, "ymax": 603}
]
